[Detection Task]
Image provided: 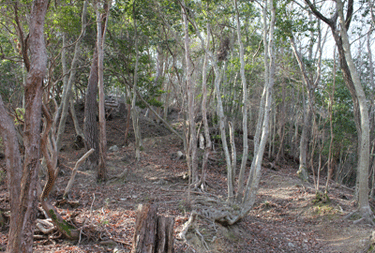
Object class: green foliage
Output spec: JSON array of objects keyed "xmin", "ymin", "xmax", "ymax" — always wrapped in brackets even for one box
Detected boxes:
[
  {"xmin": 275, "ymin": 0, "xmax": 317, "ymax": 42},
  {"xmin": 14, "ymin": 108, "xmax": 25, "ymax": 125},
  {"xmin": 0, "ymin": 59, "xmax": 23, "ymax": 104},
  {"xmin": 49, "ymin": 4, "xmax": 83, "ymax": 35},
  {"xmin": 316, "ymin": 61, "xmax": 357, "ymax": 159},
  {"xmin": 312, "ymin": 192, "xmax": 330, "ymax": 205}
]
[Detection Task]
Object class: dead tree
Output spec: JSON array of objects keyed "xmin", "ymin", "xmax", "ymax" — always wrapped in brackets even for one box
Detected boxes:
[{"xmin": 131, "ymin": 203, "xmax": 174, "ymax": 253}]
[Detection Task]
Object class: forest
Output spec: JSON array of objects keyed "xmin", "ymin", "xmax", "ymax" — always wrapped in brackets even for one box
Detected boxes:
[{"xmin": 0, "ymin": 0, "xmax": 375, "ymax": 252}]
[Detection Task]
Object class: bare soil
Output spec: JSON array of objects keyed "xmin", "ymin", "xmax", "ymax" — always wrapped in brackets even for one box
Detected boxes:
[{"xmin": 0, "ymin": 109, "xmax": 374, "ymax": 253}]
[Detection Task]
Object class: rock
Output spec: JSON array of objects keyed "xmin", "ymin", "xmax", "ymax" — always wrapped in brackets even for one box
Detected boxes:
[
  {"xmin": 170, "ymin": 151, "xmax": 186, "ymax": 160},
  {"xmin": 176, "ymin": 151, "xmax": 186, "ymax": 160},
  {"xmin": 109, "ymin": 145, "xmax": 119, "ymax": 152},
  {"xmin": 288, "ymin": 242, "xmax": 295, "ymax": 248},
  {"xmin": 154, "ymin": 179, "xmax": 167, "ymax": 185}
]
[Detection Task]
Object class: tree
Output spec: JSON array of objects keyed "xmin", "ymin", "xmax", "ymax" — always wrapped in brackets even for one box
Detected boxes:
[
  {"xmin": 84, "ymin": 48, "xmax": 100, "ymax": 171},
  {"xmin": 96, "ymin": 0, "xmax": 110, "ymax": 181},
  {"xmin": 288, "ymin": 17, "xmax": 323, "ymax": 181},
  {"xmin": 305, "ymin": 0, "xmax": 373, "ymax": 221},
  {"xmin": 0, "ymin": 0, "xmax": 49, "ymax": 251},
  {"xmin": 84, "ymin": 0, "xmax": 110, "ymax": 176},
  {"xmin": 56, "ymin": 0, "xmax": 88, "ymax": 151},
  {"xmin": 336, "ymin": 0, "xmax": 371, "ymax": 219},
  {"xmin": 182, "ymin": 0, "xmax": 198, "ymax": 186},
  {"xmin": 189, "ymin": 0, "xmax": 276, "ymax": 225}
]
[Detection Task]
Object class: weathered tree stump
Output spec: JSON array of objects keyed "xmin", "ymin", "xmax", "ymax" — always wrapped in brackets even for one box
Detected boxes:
[{"xmin": 131, "ymin": 203, "xmax": 174, "ymax": 253}]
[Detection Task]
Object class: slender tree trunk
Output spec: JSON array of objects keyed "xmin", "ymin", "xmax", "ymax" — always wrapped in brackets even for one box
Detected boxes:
[
  {"xmin": 124, "ymin": 88, "xmax": 132, "ymax": 145},
  {"xmin": 200, "ymin": 23, "xmax": 212, "ymax": 188},
  {"xmin": 182, "ymin": 1, "xmax": 198, "ymax": 185},
  {"xmin": 242, "ymin": 0, "xmax": 276, "ymax": 214},
  {"xmin": 189, "ymin": 2, "xmax": 233, "ymax": 200},
  {"xmin": 275, "ymin": 83, "xmax": 286, "ymax": 163},
  {"xmin": 326, "ymin": 49, "xmax": 337, "ymax": 193},
  {"xmin": 337, "ymin": 0, "xmax": 371, "ymax": 217},
  {"xmin": 234, "ymin": 0, "xmax": 249, "ymax": 202},
  {"xmin": 367, "ymin": 25, "xmax": 375, "ymax": 197},
  {"xmin": 96, "ymin": 0, "xmax": 110, "ymax": 181},
  {"xmin": 56, "ymin": 1, "xmax": 87, "ymax": 150},
  {"xmin": 298, "ymin": 98, "xmax": 313, "ymax": 180},
  {"xmin": 132, "ymin": 2, "xmax": 141, "ymax": 161},
  {"xmin": 304, "ymin": 0, "xmax": 362, "ymax": 196},
  {"xmin": 290, "ymin": 32, "xmax": 322, "ymax": 181},
  {"xmin": 69, "ymin": 97, "xmax": 84, "ymax": 137}
]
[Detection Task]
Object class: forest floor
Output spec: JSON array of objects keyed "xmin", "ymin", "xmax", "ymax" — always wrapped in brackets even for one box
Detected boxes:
[{"xmin": 0, "ymin": 107, "xmax": 374, "ymax": 252}]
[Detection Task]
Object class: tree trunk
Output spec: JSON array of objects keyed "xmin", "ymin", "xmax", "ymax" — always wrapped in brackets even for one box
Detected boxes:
[
  {"xmin": 200, "ymin": 24, "xmax": 212, "ymax": 189},
  {"xmin": 234, "ymin": 0, "xmax": 249, "ymax": 201},
  {"xmin": 289, "ymin": 32, "xmax": 322, "ymax": 181},
  {"xmin": 69, "ymin": 97, "xmax": 84, "ymax": 137},
  {"xmin": 56, "ymin": 1, "xmax": 87, "ymax": 150},
  {"xmin": 132, "ymin": 1, "xmax": 142, "ymax": 161},
  {"xmin": 189, "ymin": 8, "xmax": 233, "ymax": 200},
  {"xmin": 96, "ymin": 0, "xmax": 110, "ymax": 181},
  {"xmin": 0, "ymin": 0, "xmax": 49, "ymax": 251},
  {"xmin": 84, "ymin": 49, "xmax": 99, "ymax": 171},
  {"xmin": 304, "ymin": 0, "xmax": 363, "ymax": 198},
  {"xmin": 131, "ymin": 204, "xmax": 174, "ymax": 253},
  {"xmin": 326, "ymin": 48, "xmax": 337, "ymax": 193},
  {"xmin": 337, "ymin": 0, "xmax": 371, "ymax": 217},
  {"xmin": 298, "ymin": 97, "xmax": 313, "ymax": 181},
  {"xmin": 0, "ymin": 96, "xmax": 22, "ymax": 252},
  {"xmin": 242, "ymin": 0, "xmax": 276, "ymax": 215},
  {"xmin": 182, "ymin": 1, "xmax": 198, "ymax": 185}
]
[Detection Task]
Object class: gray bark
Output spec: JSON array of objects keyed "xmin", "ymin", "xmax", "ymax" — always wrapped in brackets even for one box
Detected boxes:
[
  {"xmin": 182, "ymin": 1, "xmax": 198, "ymax": 185},
  {"xmin": 97, "ymin": 0, "xmax": 110, "ymax": 181},
  {"xmin": 337, "ymin": 0, "xmax": 371, "ymax": 216},
  {"xmin": 242, "ymin": 0, "xmax": 276, "ymax": 212},
  {"xmin": 200, "ymin": 24, "xmax": 212, "ymax": 187},
  {"xmin": 234, "ymin": 0, "xmax": 249, "ymax": 201}
]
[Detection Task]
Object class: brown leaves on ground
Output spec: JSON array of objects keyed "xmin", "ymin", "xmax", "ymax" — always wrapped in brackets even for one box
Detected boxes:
[{"xmin": 0, "ymin": 112, "xmax": 373, "ymax": 252}]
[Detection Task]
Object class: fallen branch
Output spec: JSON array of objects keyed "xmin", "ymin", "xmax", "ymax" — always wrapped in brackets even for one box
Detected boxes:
[
  {"xmin": 40, "ymin": 200, "xmax": 79, "ymax": 239},
  {"xmin": 64, "ymin": 148, "xmax": 94, "ymax": 198},
  {"xmin": 35, "ymin": 218, "xmax": 55, "ymax": 234}
]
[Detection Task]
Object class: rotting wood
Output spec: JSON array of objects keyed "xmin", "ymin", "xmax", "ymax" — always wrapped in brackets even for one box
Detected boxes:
[{"xmin": 131, "ymin": 203, "xmax": 174, "ymax": 253}]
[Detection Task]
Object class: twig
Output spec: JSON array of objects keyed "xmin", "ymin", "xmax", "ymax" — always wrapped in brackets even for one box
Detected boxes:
[{"xmin": 90, "ymin": 193, "xmax": 96, "ymax": 217}]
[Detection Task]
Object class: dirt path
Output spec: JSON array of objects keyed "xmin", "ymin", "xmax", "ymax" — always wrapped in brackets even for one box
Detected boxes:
[{"xmin": 0, "ymin": 113, "xmax": 373, "ymax": 252}]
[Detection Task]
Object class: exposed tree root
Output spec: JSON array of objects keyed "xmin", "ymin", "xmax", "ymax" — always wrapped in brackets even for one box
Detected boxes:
[
  {"xmin": 178, "ymin": 211, "xmax": 197, "ymax": 241},
  {"xmin": 193, "ymin": 196, "xmax": 242, "ymax": 226},
  {"xmin": 343, "ymin": 207, "xmax": 375, "ymax": 225},
  {"xmin": 35, "ymin": 219, "xmax": 55, "ymax": 234}
]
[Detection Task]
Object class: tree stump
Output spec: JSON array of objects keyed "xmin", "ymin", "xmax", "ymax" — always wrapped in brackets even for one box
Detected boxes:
[{"xmin": 131, "ymin": 203, "xmax": 174, "ymax": 253}]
